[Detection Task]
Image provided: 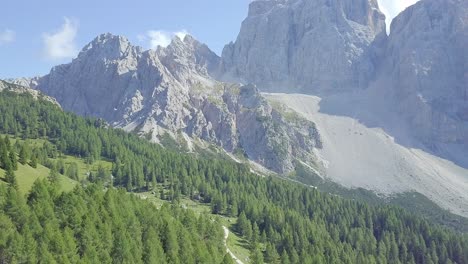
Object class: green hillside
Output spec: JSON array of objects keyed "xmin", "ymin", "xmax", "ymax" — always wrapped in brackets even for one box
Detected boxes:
[
  {"xmin": 0, "ymin": 162, "xmax": 76, "ymax": 193},
  {"xmin": 0, "ymin": 90, "xmax": 467, "ymax": 263}
]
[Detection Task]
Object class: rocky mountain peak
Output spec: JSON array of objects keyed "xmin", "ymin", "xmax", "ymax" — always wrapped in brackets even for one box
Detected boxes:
[
  {"xmin": 79, "ymin": 33, "xmax": 141, "ymax": 62},
  {"xmin": 219, "ymin": 0, "xmax": 386, "ymax": 94},
  {"xmin": 158, "ymin": 34, "xmax": 220, "ymax": 78}
]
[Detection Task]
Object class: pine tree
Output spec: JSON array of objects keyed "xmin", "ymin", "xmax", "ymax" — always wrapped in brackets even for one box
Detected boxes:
[
  {"xmin": 48, "ymin": 165, "xmax": 60, "ymax": 184},
  {"xmin": 0, "ymin": 143, "xmax": 11, "ymax": 170},
  {"xmin": 265, "ymin": 242, "xmax": 280, "ymax": 263},
  {"xmin": 18, "ymin": 144, "xmax": 29, "ymax": 165},
  {"xmin": 236, "ymin": 212, "xmax": 249, "ymax": 236},
  {"xmin": 57, "ymin": 158, "xmax": 65, "ymax": 174},
  {"xmin": 30, "ymin": 154, "xmax": 38, "ymax": 168},
  {"xmin": 280, "ymin": 250, "xmax": 290, "ymax": 264},
  {"xmin": 97, "ymin": 164, "xmax": 109, "ymax": 183},
  {"xmin": 250, "ymin": 244, "xmax": 264, "ymax": 264},
  {"xmin": 9, "ymin": 151, "xmax": 17, "ymax": 171},
  {"xmin": 229, "ymin": 200, "xmax": 238, "ymax": 217},
  {"xmin": 5, "ymin": 167, "xmax": 18, "ymax": 189},
  {"xmin": 143, "ymin": 227, "xmax": 166, "ymax": 264},
  {"xmin": 66, "ymin": 162, "xmax": 79, "ymax": 180},
  {"xmin": 222, "ymin": 254, "xmax": 235, "ymax": 264}
]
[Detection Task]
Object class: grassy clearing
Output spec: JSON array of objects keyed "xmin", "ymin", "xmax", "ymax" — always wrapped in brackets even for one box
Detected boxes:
[
  {"xmin": 58, "ymin": 155, "xmax": 113, "ymax": 181},
  {"xmin": 0, "ymin": 135, "xmax": 111, "ymax": 194},
  {"xmin": 5, "ymin": 135, "xmax": 48, "ymax": 148},
  {"xmin": 0, "ymin": 163, "xmax": 77, "ymax": 194},
  {"xmin": 135, "ymin": 190, "xmax": 212, "ymax": 214}
]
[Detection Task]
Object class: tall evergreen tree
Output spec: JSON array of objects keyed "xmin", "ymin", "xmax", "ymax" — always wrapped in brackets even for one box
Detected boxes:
[
  {"xmin": 9, "ymin": 151, "xmax": 17, "ymax": 171},
  {"xmin": 5, "ymin": 167, "xmax": 17, "ymax": 189},
  {"xmin": 18, "ymin": 144, "xmax": 29, "ymax": 165},
  {"xmin": 250, "ymin": 244, "xmax": 264, "ymax": 264}
]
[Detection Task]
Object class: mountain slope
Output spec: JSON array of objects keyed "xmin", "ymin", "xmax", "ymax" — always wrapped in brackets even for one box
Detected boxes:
[
  {"xmin": 0, "ymin": 91, "xmax": 466, "ymax": 263},
  {"xmin": 13, "ymin": 34, "xmax": 321, "ymax": 173},
  {"xmin": 265, "ymin": 93, "xmax": 468, "ymax": 218}
]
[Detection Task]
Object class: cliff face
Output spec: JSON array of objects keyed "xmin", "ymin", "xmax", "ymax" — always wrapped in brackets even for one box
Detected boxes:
[
  {"xmin": 18, "ymin": 33, "xmax": 321, "ymax": 173},
  {"xmin": 219, "ymin": 0, "xmax": 386, "ymax": 94},
  {"xmin": 383, "ymin": 0, "xmax": 468, "ymax": 148}
]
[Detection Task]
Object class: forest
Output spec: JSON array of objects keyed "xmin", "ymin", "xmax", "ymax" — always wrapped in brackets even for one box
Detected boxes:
[{"xmin": 0, "ymin": 90, "xmax": 467, "ymax": 263}]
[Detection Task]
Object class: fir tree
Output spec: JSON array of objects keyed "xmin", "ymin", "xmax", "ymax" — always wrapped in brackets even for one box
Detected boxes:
[
  {"xmin": 9, "ymin": 151, "xmax": 17, "ymax": 171},
  {"xmin": 5, "ymin": 167, "xmax": 18, "ymax": 189},
  {"xmin": 18, "ymin": 143, "xmax": 29, "ymax": 165}
]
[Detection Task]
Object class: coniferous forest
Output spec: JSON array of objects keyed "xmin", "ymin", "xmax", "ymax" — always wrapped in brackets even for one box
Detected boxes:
[{"xmin": 0, "ymin": 90, "xmax": 467, "ymax": 263}]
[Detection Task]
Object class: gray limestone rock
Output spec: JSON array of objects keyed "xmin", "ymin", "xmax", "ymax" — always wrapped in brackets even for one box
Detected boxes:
[
  {"xmin": 219, "ymin": 0, "xmax": 386, "ymax": 94},
  {"xmin": 383, "ymin": 0, "xmax": 468, "ymax": 155}
]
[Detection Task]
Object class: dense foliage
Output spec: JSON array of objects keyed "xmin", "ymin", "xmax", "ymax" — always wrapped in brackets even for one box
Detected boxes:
[
  {"xmin": 0, "ymin": 91, "xmax": 467, "ymax": 263},
  {"xmin": 0, "ymin": 181, "xmax": 226, "ymax": 263}
]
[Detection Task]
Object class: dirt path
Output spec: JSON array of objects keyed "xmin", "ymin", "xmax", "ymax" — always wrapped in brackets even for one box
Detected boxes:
[{"xmin": 223, "ymin": 226, "xmax": 245, "ymax": 264}]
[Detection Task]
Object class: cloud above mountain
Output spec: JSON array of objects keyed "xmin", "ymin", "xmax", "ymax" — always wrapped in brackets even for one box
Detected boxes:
[
  {"xmin": 42, "ymin": 17, "xmax": 78, "ymax": 60},
  {"xmin": 138, "ymin": 29, "xmax": 188, "ymax": 49}
]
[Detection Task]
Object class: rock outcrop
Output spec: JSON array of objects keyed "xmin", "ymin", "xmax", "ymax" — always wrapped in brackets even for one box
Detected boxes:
[
  {"xmin": 0, "ymin": 80, "xmax": 60, "ymax": 106},
  {"xmin": 219, "ymin": 0, "xmax": 386, "ymax": 94},
  {"xmin": 15, "ymin": 33, "xmax": 321, "ymax": 173}
]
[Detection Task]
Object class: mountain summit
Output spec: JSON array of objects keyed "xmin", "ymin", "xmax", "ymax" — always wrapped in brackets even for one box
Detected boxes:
[{"xmin": 219, "ymin": 0, "xmax": 386, "ymax": 94}]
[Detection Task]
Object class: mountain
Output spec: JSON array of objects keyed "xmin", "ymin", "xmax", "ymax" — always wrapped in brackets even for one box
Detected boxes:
[
  {"xmin": 219, "ymin": 0, "xmax": 467, "ymax": 153},
  {"xmin": 12, "ymin": 33, "xmax": 321, "ymax": 173},
  {"xmin": 219, "ymin": 0, "xmax": 468, "ymax": 217},
  {"xmin": 219, "ymin": 0, "xmax": 386, "ymax": 94}
]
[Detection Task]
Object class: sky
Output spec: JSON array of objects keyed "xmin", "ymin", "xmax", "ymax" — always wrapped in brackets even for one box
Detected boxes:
[{"xmin": 0, "ymin": 0, "xmax": 419, "ymax": 79}]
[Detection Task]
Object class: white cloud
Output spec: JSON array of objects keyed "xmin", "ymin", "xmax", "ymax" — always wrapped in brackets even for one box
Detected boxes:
[
  {"xmin": 174, "ymin": 30, "xmax": 188, "ymax": 40},
  {"xmin": 138, "ymin": 29, "xmax": 189, "ymax": 49},
  {"xmin": 378, "ymin": 0, "xmax": 420, "ymax": 32},
  {"xmin": 0, "ymin": 29, "xmax": 15, "ymax": 45},
  {"xmin": 42, "ymin": 17, "xmax": 78, "ymax": 60}
]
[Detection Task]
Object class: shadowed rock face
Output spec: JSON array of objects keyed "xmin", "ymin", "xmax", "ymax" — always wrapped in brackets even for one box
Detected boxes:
[
  {"xmin": 219, "ymin": 0, "xmax": 386, "ymax": 94},
  {"xmin": 384, "ymin": 0, "xmax": 468, "ymax": 148},
  {"xmin": 16, "ymin": 33, "xmax": 321, "ymax": 173}
]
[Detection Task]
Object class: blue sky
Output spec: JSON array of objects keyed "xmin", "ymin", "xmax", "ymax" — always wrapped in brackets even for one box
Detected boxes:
[{"xmin": 0, "ymin": 0, "xmax": 418, "ymax": 79}]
